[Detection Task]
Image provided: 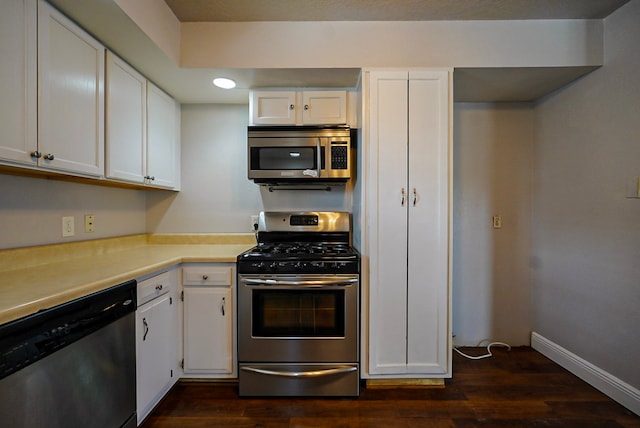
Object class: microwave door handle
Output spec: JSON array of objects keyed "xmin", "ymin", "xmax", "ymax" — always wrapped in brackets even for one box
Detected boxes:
[{"xmin": 317, "ymin": 137, "xmax": 322, "ymax": 178}]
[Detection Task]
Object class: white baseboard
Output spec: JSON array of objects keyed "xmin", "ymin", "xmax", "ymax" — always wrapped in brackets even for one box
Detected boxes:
[{"xmin": 531, "ymin": 332, "xmax": 640, "ymax": 416}]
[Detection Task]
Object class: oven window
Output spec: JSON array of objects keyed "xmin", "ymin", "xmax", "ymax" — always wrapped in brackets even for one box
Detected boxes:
[{"xmin": 252, "ymin": 289, "xmax": 345, "ymax": 337}]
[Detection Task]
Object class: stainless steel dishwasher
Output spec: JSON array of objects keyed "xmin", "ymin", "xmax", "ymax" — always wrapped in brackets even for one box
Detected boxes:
[{"xmin": 0, "ymin": 280, "xmax": 137, "ymax": 428}]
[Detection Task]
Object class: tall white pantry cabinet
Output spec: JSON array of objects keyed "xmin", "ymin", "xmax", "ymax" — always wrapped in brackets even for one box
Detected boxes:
[{"xmin": 363, "ymin": 69, "xmax": 452, "ymax": 378}]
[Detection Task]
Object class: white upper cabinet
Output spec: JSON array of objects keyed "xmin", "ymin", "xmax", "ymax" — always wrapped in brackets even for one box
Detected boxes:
[
  {"xmin": 365, "ymin": 69, "xmax": 452, "ymax": 378},
  {"xmin": 0, "ymin": 0, "xmax": 37, "ymax": 166},
  {"xmin": 105, "ymin": 53, "xmax": 180, "ymax": 189},
  {"xmin": 250, "ymin": 90, "xmax": 347, "ymax": 125},
  {"xmin": 147, "ymin": 82, "xmax": 180, "ymax": 189},
  {"xmin": 301, "ymin": 91, "xmax": 347, "ymax": 124},
  {"xmin": 37, "ymin": 0, "xmax": 105, "ymax": 177},
  {"xmin": 250, "ymin": 90, "xmax": 296, "ymax": 125},
  {"xmin": 105, "ymin": 51, "xmax": 146, "ymax": 184}
]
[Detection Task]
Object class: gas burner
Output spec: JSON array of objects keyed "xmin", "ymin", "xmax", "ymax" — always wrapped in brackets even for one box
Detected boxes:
[
  {"xmin": 237, "ymin": 212, "xmax": 360, "ymax": 274},
  {"xmin": 245, "ymin": 242, "xmax": 354, "ymax": 257}
]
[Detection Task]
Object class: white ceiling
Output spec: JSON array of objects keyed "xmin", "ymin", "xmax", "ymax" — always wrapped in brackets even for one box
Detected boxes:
[
  {"xmin": 49, "ymin": 0, "xmax": 629, "ymax": 104},
  {"xmin": 164, "ymin": 0, "xmax": 629, "ymax": 22}
]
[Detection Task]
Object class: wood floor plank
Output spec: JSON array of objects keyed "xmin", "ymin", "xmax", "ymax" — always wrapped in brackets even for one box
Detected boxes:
[{"xmin": 140, "ymin": 347, "xmax": 640, "ymax": 428}]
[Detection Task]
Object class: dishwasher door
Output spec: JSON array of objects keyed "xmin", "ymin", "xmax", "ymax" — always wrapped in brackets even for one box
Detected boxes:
[{"xmin": 0, "ymin": 281, "xmax": 137, "ymax": 428}]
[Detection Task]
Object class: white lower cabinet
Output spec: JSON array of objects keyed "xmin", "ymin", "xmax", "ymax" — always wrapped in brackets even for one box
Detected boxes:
[
  {"xmin": 182, "ymin": 264, "xmax": 235, "ymax": 378},
  {"xmin": 136, "ymin": 269, "xmax": 179, "ymax": 425}
]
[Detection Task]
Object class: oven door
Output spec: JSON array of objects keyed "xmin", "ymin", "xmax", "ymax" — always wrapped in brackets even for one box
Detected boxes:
[{"xmin": 237, "ymin": 275, "xmax": 359, "ymax": 363}]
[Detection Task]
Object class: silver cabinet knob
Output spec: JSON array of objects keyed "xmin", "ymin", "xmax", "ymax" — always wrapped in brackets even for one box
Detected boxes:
[
  {"xmin": 202, "ymin": 275, "xmax": 209, "ymax": 280},
  {"xmin": 30, "ymin": 151, "xmax": 42, "ymax": 159},
  {"xmin": 289, "ymin": 104, "xmax": 294, "ymax": 110},
  {"xmin": 304, "ymin": 104, "xmax": 309, "ymax": 111},
  {"xmin": 44, "ymin": 153, "xmax": 55, "ymax": 161}
]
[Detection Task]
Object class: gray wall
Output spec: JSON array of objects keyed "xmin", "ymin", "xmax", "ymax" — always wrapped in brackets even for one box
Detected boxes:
[
  {"xmin": 0, "ymin": 174, "xmax": 146, "ymax": 249},
  {"xmin": 453, "ymin": 103, "xmax": 534, "ymax": 346},
  {"xmin": 146, "ymin": 104, "xmax": 355, "ymax": 234},
  {"xmin": 1, "ymin": 0, "xmax": 638, "ymax": 396},
  {"xmin": 146, "ymin": 100, "xmax": 535, "ymax": 347},
  {"xmin": 532, "ymin": 0, "xmax": 640, "ymax": 389}
]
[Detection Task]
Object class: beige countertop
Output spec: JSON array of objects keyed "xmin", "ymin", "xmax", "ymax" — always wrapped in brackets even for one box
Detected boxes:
[{"xmin": 0, "ymin": 234, "xmax": 256, "ymax": 325}]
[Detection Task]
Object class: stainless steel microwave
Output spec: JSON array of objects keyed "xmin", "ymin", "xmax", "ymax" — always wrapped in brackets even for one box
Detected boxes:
[{"xmin": 247, "ymin": 126, "xmax": 353, "ymax": 184}]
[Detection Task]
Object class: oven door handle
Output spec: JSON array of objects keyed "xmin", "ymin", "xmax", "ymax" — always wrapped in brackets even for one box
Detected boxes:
[
  {"xmin": 240, "ymin": 278, "xmax": 358, "ymax": 287},
  {"xmin": 241, "ymin": 365, "xmax": 357, "ymax": 378}
]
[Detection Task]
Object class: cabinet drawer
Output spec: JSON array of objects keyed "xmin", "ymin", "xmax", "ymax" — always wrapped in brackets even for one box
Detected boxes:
[
  {"xmin": 183, "ymin": 266, "xmax": 233, "ymax": 286},
  {"xmin": 138, "ymin": 271, "xmax": 171, "ymax": 306}
]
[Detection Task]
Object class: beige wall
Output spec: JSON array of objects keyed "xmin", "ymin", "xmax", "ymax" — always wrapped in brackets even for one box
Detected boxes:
[{"xmin": 453, "ymin": 103, "xmax": 534, "ymax": 346}]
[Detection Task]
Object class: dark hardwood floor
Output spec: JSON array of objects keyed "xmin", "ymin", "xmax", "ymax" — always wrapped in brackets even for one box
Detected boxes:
[{"xmin": 141, "ymin": 347, "xmax": 640, "ymax": 427}]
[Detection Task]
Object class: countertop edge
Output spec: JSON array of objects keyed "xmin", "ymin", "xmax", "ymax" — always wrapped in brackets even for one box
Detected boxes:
[{"xmin": 0, "ymin": 241, "xmax": 254, "ymax": 325}]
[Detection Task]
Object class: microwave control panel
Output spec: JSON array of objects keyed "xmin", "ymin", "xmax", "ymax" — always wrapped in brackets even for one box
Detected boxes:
[{"xmin": 331, "ymin": 143, "xmax": 349, "ymax": 170}]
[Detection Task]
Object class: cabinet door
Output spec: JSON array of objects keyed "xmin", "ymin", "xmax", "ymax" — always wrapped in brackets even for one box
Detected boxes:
[
  {"xmin": 367, "ymin": 70, "xmax": 451, "ymax": 377},
  {"xmin": 183, "ymin": 286, "xmax": 233, "ymax": 374},
  {"xmin": 147, "ymin": 82, "xmax": 180, "ymax": 189},
  {"xmin": 302, "ymin": 91, "xmax": 347, "ymax": 125},
  {"xmin": 136, "ymin": 293, "xmax": 173, "ymax": 423},
  {"xmin": 406, "ymin": 70, "xmax": 450, "ymax": 374},
  {"xmin": 105, "ymin": 51, "xmax": 146, "ymax": 183},
  {"xmin": 0, "ymin": 0, "xmax": 37, "ymax": 165},
  {"xmin": 250, "ymin": 91, "xmax": 296, "ymax": 125},
  {"xmin": 367, "ymin": 71, "xmax": 410, "ymax": 374},
  {"xmin": 38, "ymin": 0, "xmax": 104, "ymax": 176}
]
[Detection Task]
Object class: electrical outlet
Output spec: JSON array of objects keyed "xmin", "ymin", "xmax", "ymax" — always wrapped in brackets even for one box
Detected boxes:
[
  {"xmin": 62, "ymin": 216, "xmax": 75, "ymax": 237},
  {"xmin": 250, "ymin": 215, "xmax": 259, "ymax": 231},
  {"xmin": 84, "ymin": 215, "xmax": 95, "ymax": 233},
  {"xmin": 492, "ymin": 215, "xmax": 502, "ymax": 229}
]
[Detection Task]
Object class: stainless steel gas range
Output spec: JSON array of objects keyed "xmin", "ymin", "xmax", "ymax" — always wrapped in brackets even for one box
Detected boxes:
[{"xmin": 236, "ymin": 211, "xmax": 360, "ymax": 397}]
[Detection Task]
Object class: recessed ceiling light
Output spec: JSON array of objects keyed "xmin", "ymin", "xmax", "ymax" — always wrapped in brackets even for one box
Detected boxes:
[{"xmin": 213, "ymin": 77, "xmax": 236, "ymax": 89}]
